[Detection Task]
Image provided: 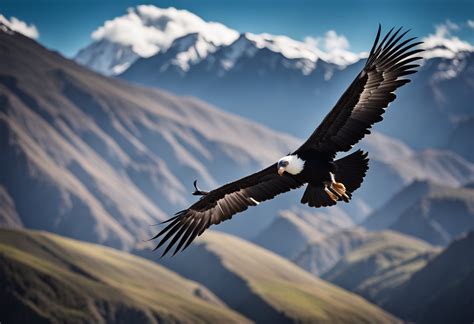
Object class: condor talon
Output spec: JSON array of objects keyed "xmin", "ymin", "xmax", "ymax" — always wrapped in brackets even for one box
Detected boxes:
[
  {"xmin": 325, "ymin": 187, "xmax": 339, "ymax": 202},
  {"xmin": 330, "ymin": 182, "xmax": 350, "ymax": 202}
]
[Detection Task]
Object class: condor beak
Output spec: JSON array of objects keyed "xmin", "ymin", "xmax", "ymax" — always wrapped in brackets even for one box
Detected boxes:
[{"xmin": 278, "ymin": 167, "xmax": 285, "ymax": 176}]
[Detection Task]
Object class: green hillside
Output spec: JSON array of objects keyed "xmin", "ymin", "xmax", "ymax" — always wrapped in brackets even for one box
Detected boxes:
[
  {"xmin": 158, "ymin": 231, "xmax": 399, "ymax": 323},
  {"xmin": 0, "ymin": 228, "xmax": 248, "ymax": 323},
  {"xmin": 322, "ymin": 230, "xmax": 439, "ymax": 305}
]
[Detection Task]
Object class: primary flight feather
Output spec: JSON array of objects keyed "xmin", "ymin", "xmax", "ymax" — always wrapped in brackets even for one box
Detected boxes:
[{"xmin": 152, "ymin": 25, "xmax": 423, "ymax": 256}]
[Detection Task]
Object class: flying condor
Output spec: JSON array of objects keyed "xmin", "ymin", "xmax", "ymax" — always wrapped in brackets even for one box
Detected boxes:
[{"xmin": 153, "ymin": 26, "xmax": 423, "ymax": 256}]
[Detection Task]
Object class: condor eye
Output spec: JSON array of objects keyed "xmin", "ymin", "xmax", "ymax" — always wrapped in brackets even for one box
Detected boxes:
[{"xmin": 279, "ymin": 160, "xmax": 289, "ymax": 167}]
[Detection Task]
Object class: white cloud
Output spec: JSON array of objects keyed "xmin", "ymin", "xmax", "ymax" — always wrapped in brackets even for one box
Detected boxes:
[
  {"xmin": 434, "ymin": 20, "xmax": 459, "ymax": 38},
  {"xmin": 91, "ymin": 5, "xmax": 238, "ymax": 57},
  {"xmin": 303, "ymin": 30, "xmax": 360, "ymax": 66},
  {"xmin": 303, "ymin": 35, "xmax": 320, "ymax": 49},
  {"xmin": 468, "ymin": 20, "xmax": 474, "ymax": 29},
  {"xmin": 421, "ymin": 20, "xmax": 473, "ymax": 59},
  {"xmin": 0, "ymin": 14, "xmax": 39, "ymax": 39},
  {"xmin": 304, "ymin": 30, "xmax": 350, "ymax": 52},
  {"xmin": 323, "ymin": 30, "xmax": 350, "ymax": 51}
]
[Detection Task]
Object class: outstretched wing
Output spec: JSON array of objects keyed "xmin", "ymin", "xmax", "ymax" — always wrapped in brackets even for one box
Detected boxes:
[
  {"xmin": 295, "ymin": 26, "xmax": 423, "ymax": 155},
  {"xmin": 153, "ymin": 164, "xmax": 304, "ymax": 256}
]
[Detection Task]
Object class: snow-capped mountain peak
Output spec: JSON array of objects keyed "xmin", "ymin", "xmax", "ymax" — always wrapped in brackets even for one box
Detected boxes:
[
  {"xmin": 76, "ymin": 5, "xmax": 365, "ymax": 76},
  {"xmin": 76, "ymin": 5, "xmax": 473, "ymax": 80},
  {"xmin": 217, "ymin": 34, "xmax": 259, "ymax": 71},
  {"xmin": 75, "ymin": 5, "xmax": 238, "ymax": 75},
  {"xmin": 75, "ymin": 39, "xmax": 139, "ymax": 75},
  {"xmin": 245, "ymin": 32, "xmax": 320, "ymax": 62},
  {"xmin": 209, "ymin": 32, "xmax": 362, "ymax": 76},
  {"xmin": 167, "ymin": 32, "xmax": 220, "ymax": 72},
  {"xmin": 221, "ymin": 32, "xmax": 362, "ymax": 73}
]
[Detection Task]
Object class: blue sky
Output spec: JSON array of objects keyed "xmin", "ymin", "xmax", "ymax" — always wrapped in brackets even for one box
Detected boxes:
[{"xmin": 1, "ymin": 0, "xmax": 473, "ymax": 57}]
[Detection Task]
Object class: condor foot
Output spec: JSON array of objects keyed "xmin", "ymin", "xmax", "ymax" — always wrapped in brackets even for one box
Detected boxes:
[
  {"xmin": 324, "ymin": 186, "xmax": 339, "ymax": 202},
  {"xmin": 330, "ymin": 182, "xmax": 350, "ymax": 203}
]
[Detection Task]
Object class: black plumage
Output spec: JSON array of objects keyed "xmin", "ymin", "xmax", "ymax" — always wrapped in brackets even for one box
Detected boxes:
[{"xmin": 153, "ymin": 26, "xmax": 422, "ymax": 256}]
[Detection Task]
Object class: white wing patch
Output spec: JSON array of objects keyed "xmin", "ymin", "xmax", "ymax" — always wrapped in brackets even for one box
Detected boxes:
[{"xmin": 249, "ymin": 197, "xmax": 260, "ymax": 205}]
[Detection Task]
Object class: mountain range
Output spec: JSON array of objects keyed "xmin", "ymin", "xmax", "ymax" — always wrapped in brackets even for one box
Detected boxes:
[
  {"xmin": 2, "ymin": 21, "xmax": 474, "ymax": 252},
  {"xmin": 1, "ymin": 5, "xmax": 474, "ymax": 323},
  {"xmin": 0, "ymin": 25, "xmax": 302, "ymax": 248},
  {"xmin": 74, "ymin": 7, "xmax": 474, "ymax": 218},
  {"xmin": 75, "ymin": 6, "xmax": 474, "ymax": 152},
  {"xmin": 119, "ymin": 32, "xmax": 473, "ymax": 151}
]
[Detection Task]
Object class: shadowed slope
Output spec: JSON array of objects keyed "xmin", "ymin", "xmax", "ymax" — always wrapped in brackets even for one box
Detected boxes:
[{"xmin": 385, "ymin": 231, "xmax": 474, "ymax": 323}]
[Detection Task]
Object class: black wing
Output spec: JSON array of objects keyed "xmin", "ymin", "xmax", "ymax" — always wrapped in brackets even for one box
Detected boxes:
[
  {"xmin": 153, "ymin": 164, "xmax": 304, "ymax": 256},
  {"xmin": 295, "ymin": 26, "xmax": 423, "ymax": 155}
]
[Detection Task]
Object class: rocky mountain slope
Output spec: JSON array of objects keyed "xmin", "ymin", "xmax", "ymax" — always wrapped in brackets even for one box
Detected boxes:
[
  {"xmin": 0, "ymin": 25, "xmax": 300, "ymax": 248},
  {"xmin": 253, "ymin": 207, "xmax": 353, "ymax": 259},
  {"xmin": 363, "ymin": 180, "xmax": 455, "ymax": 230},
  {"xmin": 363, "ymin": 180, "xmax": 474, "ymax": 245}
]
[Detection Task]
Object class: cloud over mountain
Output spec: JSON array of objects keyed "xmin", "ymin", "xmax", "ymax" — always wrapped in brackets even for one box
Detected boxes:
[
  {"xmin": 92, "ymin": 5, "xmax": 238, "ymax": 57},
  {"xmin": 77, "ymin": 6, "xmax": 474, "ymax": 77},
  {"xmin": 76, "ymin": 6, "xmax": 239, "ymax": 75},
  {"xmin": 90, "ymin": 6, "xmax": 239, "ymax": 58},
  {"xmin": 76, "ymin": 5, "xmax": 367, "ymax": 75},
  {"xmin": 0, "ymin": 14, "xmax": 39, "ymax": 39},
  {"xmin": 421, "ymin": 20, "xmax": 474, "ymax": 59},
  {"xmin": 304, "ymin": 30, "xmax": 361, "ymax": 66}
]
